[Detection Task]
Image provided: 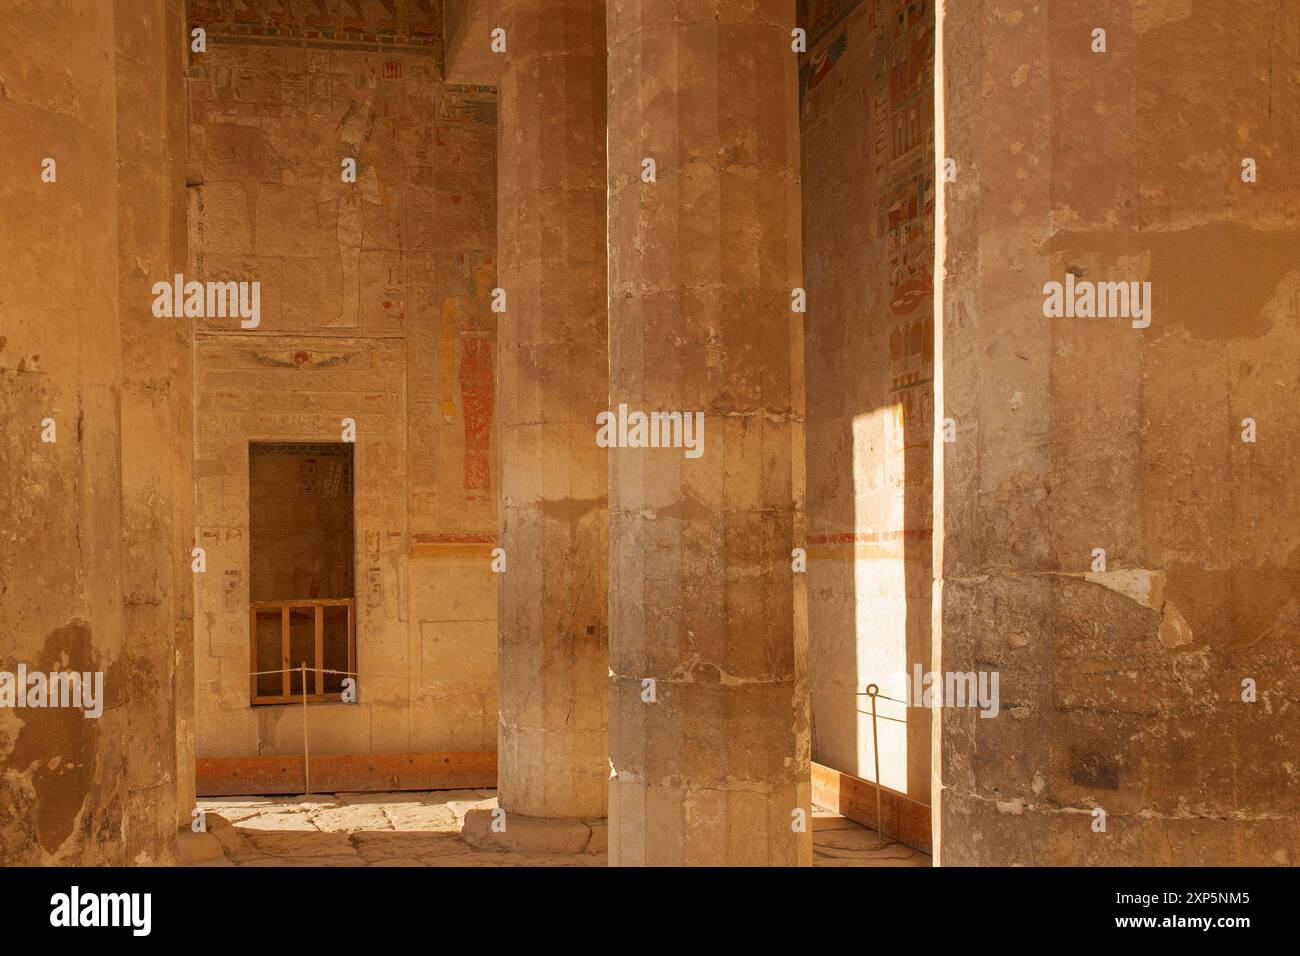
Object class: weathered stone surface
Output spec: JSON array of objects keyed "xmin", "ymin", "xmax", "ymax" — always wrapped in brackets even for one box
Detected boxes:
[
  {"xmin": 461, "ymin": 807, "xmax": 594, "ymax": 854},
  {"xmin": 4, "ymin": 0, "xmax": 1296, "ymax": 873},
  {"xmin": 117, "ymin": 0, "xmax": 193, "ymax": 865},
  {"xmin": 798, "ymin": 0, "xmax": 936, "ymax": 808},
  {"xmin": 0, "ymin": 0, "xmax": 187, "ymax": 867},
  {"xmin": 493, "ymin": 0, "xmax": 609, "ymax": 825},
  {"xmin": 934, "ymin": 0, "xmax": 1300, "ymax": 865},
  {"xmin": 185, "ymin": 790, "xmax": 919, "ymax": 867},
  {"xmin": 443, "ymin": 0, "xmax": 503, "ymax": 85},
  {"xmin": 605, "ymin": 0, "xmax": 812, "ymax": 866},
  {"xmin": 177, "ymin": 829, "xmax": 225, "ymax": 865},
  {"xmin": 585, "ymin": 819, "xmax": 607, "ymax": 855},
  {"xmin": 187, "ymin": 7, "xmax": 500, "ymax": 768}
]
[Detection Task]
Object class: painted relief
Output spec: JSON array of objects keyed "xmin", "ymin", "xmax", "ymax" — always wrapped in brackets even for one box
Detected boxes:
[
  {"xmin": 436, "ymin": 92, "xmax": 499, "ymax": 127},
  {"xmin": 441, "ymin": 254, "xmax": 497, "ymax": 501},
  {"xmin": 890, "ymin": 316, "xmax": 935, "ymax": 446},
  {"xmin": 881, "ymin": 174, "xmax": 935, "ymax": 315},
  {"xmin": 877, "ymin": 1, "xmax": 935, "ymax": 449},
  {"xmin": 796, "ymin": 0, "xmax": 936, "ymax": 490},
  {"xmin": 877, "ymin": 1, "xmax": 934, "ymax": 323},
  {"xmin": 191, "ymin": 0, "xmax": 442, "ymax": 49},
  {"xmin": 300, "ymin": 458, "xmax": 320, "ymax": 496},
  {"xmin": 801, "ymin": 0, "xmax": 933, "ymax": 326},
  {"xmin": 800, "ymin": 30, "xmax": 848, "ymax": 104},
  {"xmin": 318, "ymin": 95, "xmax": 387, "ymax": 329}
]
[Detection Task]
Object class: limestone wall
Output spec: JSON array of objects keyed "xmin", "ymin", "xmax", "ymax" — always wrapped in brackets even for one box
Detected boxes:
[
  {"xmin": 936, "ymin": 0, "xmax": 1300, "ymax": 864},
  {"xmin": 799, "ymin": 0, "xmax": 935, "ymax": 804},
  {"xmin": 187, "ymin": 3, "xmax": 500, "ymax": 763}
]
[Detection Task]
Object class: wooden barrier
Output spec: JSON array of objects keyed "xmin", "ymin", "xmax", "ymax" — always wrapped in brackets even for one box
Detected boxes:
[{"xmin": 812, "ymin": 761, "xmax": 932, "ymax": 854}]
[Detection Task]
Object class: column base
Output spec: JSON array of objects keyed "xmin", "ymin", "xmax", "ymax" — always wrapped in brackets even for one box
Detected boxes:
[
  {"xmin": 177, "ymin": 827, "xmax": 225, "ymax": 865},
  {"xmin": 460, "ymin": 808, "xmax": 607, "ymax": 856}
]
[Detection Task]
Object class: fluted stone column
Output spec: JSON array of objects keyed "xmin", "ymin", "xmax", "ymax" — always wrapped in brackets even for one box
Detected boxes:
[
  {"xmin": 464, "ymin": 0, "xmax": 609, "ymax": 852},
  {"xmin": 115, "ymin": 0, "xmax": 192, "ymax": 862},
  {"xmin": 606, "ymin": 0, "xmax": 811, "ymax": 866}
]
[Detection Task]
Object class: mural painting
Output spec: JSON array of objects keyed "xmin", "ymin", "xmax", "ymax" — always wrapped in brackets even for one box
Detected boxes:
[{"xmin": 441, "ymin": 254, "xmax": 497, "ymax": 501}]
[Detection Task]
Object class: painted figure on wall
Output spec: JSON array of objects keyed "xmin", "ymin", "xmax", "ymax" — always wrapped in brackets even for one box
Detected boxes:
[
  {"xmin": 441, "ymin": 255, "xmax": 496, "ymax": 500},
  {"xmin": 318, "ymin": 93, "xmax": 385, "ymax": 328}
]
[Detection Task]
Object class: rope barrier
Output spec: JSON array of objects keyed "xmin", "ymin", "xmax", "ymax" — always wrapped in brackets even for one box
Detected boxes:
[
  {"xmin": 809, "ymin": 685, "xmax": 911, "ymax": 705},
  {"xmin": 247, "ymin": 666, "xmax": 399, "ymax": 678}
]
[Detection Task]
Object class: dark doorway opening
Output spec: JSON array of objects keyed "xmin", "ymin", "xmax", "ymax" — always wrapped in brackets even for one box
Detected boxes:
[{"xmin": 248, "ymin": 442, "xmax": 356, "ymax": 705}]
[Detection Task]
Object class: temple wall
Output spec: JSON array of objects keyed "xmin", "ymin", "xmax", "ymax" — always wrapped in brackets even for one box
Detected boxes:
[
  {"xmin": 799, "ymin": 0, "xmax": 935, "ymax": 804},
  {"xmin": 187, "ymin": 2, "xmax": 500, "ymax": 762}
]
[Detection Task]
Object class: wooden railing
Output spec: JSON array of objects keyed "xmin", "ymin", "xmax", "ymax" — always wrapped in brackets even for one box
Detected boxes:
[{"xmin": 249, "ymin": 598, "xmax": 355, "ymax": 705}]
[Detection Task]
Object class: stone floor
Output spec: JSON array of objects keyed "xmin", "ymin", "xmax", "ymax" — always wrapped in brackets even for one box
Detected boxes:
[{"xmin": 182, "ymin": 789, "xmax": 930, "ymax": 867}]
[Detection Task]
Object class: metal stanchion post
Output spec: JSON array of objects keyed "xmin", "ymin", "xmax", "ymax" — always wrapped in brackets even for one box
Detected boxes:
[
  {"xmin": 301, "ymin": 662, "xmax": 310, "ymax": 796},
  {"xmin": 865, "ymin": 684, "xmax": 889, "ymax": 849}
]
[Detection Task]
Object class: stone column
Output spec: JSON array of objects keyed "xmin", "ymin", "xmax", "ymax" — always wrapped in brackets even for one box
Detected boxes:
[
  {"xmin": 115, "ymin": 0, "xmax": 192, "ymax": 863},
  {"xmin": 464, "ymin": 0, "xmax": 609, "ymax": 853},
  {"xmin": 934, "ymin": 0, "xmax": 1300, "ymax": 865},
  {"xmin": 0, "ymin": 0, "xmax": 188, "ymax": 867},
  {"xmin": 0, "ymin": 1, "xmax": 129, "ymax": 864},
  {"xmin": 606, "ymin": 0, "xmax": 811, "ymax": 865}
]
